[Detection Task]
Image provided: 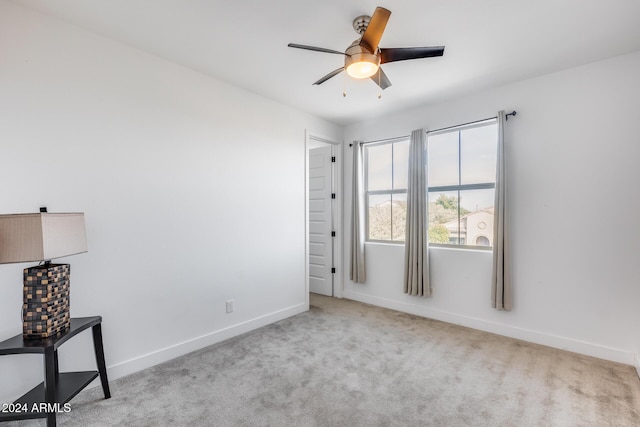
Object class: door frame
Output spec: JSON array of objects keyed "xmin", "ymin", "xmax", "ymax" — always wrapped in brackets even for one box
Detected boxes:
[{"xmin": 305, "ymin": 130, "xmax": 343, "ymax": 308}]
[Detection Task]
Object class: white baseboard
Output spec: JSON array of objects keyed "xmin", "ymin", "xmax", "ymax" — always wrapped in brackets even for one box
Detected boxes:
[
  {"xmin": 343, "ymin": 290, "xmax": 634, "ymax": 366},
  {"xmin": 87, "ymin": 303, "xmax": 307, "ymax": 388}
]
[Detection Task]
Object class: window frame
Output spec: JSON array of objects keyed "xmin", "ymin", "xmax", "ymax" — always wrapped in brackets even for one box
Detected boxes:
[
  {"xmin": 427, "ymin": 119, "xmax": 497, "ymax": 251},
  {"xmin": 362, "ymin": 119, "xmax": 497, "ymax": 250},
  {"xmin": 364, "ymin": 136, "xmax": 410, "ymax": 244}
]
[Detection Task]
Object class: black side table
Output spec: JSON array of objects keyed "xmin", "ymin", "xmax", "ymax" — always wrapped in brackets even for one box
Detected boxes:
[{"xmin": 0, "ymin": 316, "xmax": 111, "ymax": 426}]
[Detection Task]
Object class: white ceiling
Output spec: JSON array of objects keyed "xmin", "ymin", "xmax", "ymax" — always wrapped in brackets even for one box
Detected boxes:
[{"xmin": 12, "ymin": 0, "xmax": 640, "ymax": 126}]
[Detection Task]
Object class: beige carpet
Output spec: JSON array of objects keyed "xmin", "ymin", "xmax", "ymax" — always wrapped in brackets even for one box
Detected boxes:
[{"xmin": 8, "ymin": 294, "xmax": 640, "ymax": 426}]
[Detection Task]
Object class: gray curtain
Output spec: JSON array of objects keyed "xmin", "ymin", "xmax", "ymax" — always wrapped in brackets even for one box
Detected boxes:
[
  {"xmin": 350, "ymin": 141, "xmax": 366, "ymax": 283},
  {"xmin": 492, "ymin": 111, "xmax": 512, "ymax": 310},
  {"xmin": 404, "ymin": 129, "xmax": 430, "ymax": 297}
]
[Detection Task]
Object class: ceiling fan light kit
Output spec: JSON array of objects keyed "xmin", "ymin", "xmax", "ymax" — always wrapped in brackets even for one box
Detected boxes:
[
  {"xmin": 345, "ymin": 43, "xmax": 380, "ymax": 79},
  {"xmin": 288, "ymin": 6, "xmax": 445, "ymax": 91}
]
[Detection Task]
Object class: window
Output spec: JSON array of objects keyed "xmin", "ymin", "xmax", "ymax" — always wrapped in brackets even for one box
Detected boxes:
[
  {"xmin": 365, "ymin": 138, "xmax": 410, "ymax": 242},
  {"xmin": 427, "ymin": 120, "xmax": 497, "ymax": 248},
  {"xmin": 363, "ymin": 119, "xmax": 497, "ymax": 249}
]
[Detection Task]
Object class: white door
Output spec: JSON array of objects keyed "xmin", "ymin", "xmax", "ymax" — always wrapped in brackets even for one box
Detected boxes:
[{"xmin": 308, "ymin": 145, "xmax": 333, "ymax": 296}]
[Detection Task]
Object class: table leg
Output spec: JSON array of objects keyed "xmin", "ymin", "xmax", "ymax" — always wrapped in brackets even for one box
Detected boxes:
[
  {"xmin": 43, "ymin": 346, "xmax": 57, "ymax": 427},
  {"xmin": 54, "ymin": 349, "xmax": 59, "ymax": 379},
  {"xmin": 91, "ymin": 323, "xmax": 111, "ymax": 399}
]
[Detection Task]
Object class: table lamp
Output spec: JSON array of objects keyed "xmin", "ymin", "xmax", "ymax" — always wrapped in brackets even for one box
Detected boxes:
[{"xmin": 0, "ymin": 209, "xmax": 87, "ymax": 339}]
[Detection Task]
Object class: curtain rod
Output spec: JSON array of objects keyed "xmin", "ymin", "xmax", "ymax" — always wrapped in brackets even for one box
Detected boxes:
[{"xmin": 349, "ymin": 111, "xmax": 517, "ymax": 146}]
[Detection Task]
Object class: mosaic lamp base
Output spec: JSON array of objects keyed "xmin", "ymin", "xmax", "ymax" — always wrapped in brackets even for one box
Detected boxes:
[{"xmin": 22, "ymin": 263, "xmax": 71, "ymax": 339}]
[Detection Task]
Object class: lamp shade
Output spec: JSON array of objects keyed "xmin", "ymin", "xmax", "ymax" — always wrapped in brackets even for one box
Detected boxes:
[{"xmin": 0, "ymin": 213, "xmax": 87, "ymax": 264}]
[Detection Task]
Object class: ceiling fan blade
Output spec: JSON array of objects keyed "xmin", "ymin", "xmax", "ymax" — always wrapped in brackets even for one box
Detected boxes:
[
  {"xmin": 288, "ymin": 43, "xmax": 345, "ymax": 56},
  {"xmin": 313, "ymin": 67, "xmax": 345, "ymax": 85},
  {"xmin": 359, "ymin": 7, "xmax": 391, "ymax": 53},
  {"xmin": 380, "ymin": 46, "xmax": 445, "ymax": 64},
  {"xmin": 370, "ymin": 67, "xmax": 392, "ymax": 90}
]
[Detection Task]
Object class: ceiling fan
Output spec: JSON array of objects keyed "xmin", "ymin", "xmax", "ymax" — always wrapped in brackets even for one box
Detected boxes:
[{"xmin": 288, "ymin": 7, "xmax": 445, "ymax": 90}]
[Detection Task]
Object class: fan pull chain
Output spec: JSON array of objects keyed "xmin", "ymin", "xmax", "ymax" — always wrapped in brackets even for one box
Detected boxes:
[
  {"xmin": 378, "ymin": 70, "xmax": 382, "ymax": 99},
  {"xmin": 343, "ymin": 72, "xmax": 347, "ymax": 97}
]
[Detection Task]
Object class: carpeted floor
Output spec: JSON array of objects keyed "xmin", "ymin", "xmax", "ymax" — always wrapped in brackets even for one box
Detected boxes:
[{"xmin": 7, "ymin": 294, "xmax": 640, "ymax": 426}]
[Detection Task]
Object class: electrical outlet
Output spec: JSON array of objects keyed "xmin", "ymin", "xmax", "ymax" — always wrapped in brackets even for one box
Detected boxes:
[{"xmin": 226, "ymin": 300, "xmax": 234, "ymax": 313}]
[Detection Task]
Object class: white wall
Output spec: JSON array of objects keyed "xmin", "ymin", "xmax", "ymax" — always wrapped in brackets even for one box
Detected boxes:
[
  {"xmin": 637, "ymin": 341, "xmax": 640, "ymax": 378},
  {"xmin": 342, "ymin": 50, "xmax": 640, "ymax": 365},
  {"xmin": 637, "ymin": 334, "xmax": 640, "ymax": 377},
  {"xmin": 0, "ymin": 1, "xmax": 341, "ymax": 404}
]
